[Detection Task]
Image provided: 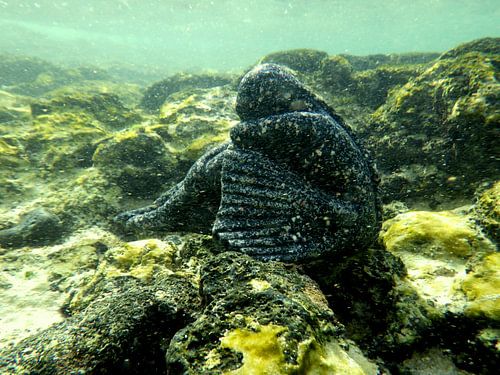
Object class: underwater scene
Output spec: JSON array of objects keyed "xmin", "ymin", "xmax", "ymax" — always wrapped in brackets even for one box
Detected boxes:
[{"xmin": 0, "ymin": 1, "xmax": 499, "ymax": 374}]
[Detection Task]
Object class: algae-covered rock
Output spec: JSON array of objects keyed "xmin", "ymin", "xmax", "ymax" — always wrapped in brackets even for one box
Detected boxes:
[
  {"xmin": 473, "ymin": 181, "xmax": 500, "ymax": 242},
  {"xmin": 0, "ymin": 275, "xmax": 197, "ymax": 375},
  {"xmin": 0, "ymin": 227, "xmax": 119, "ymax": 349},
  {"xmin": 318, "ymin": 55, "xmax": 355, "ymax": 92},
  {"xmin": 305, "ymin": 246, "xmax": 438, "ymax": 354},
  {"xmin": 352, "ymin": 64, "xmax": 423, "ymax": 109},
  {"xmin": 461, "ymin": 252, "xmax": 500, "ymax": 321},
  {"xmin": 140, "ymin": 71, "xmax": 235, "ymax": 112},
  {"xmin": 439, "ymin": 37, "xmax": 500, "ymax": 60},
  {"xmin": 0, "ymin": 208, "xmax": 62, "ymax": 249},
  {"xmin": 362, "ymin": 38, "xmax": 499, "ymax": 205},
  {"xmin": 31, "ymin": 92, "xmax": 142, "ymax": 129},
  {"xmin": 26, "ymin": 111, "xmax": 107, "ymax": 170},
  {"xmin": 0, "ymin": 234, "xmax": 380, "ymax": 374},
  {"xmin": 342, "ymin": 52, "xmax": 440, "ymax": 71},
  {"xmin": 156, "ymin": 85, "xmax": 237, "ymax": 164},
  {"xmin": 166, "ymin": 251, "xmax": 378, "ymax": 374},
  {"xmin": 0, "ymin": 55, "xmax": 67, "ymax": 89},
  {"xmin": 259, "ymin": 49, "xmax": 329, "ymax": 72},
  {"xmin": 41, "ymin": 167, "xmax": 123, "ymax": 229},
  {"xmin": 380, "ymin": 209, "xmax": 496, "ymax": 317},
  {"xmin": 0, "ymin": 90, "xmax": 31, "ymax": 123},
  {"xmin": 93, "ymin": 128, "xmax": 177, "ymax": 198},
  {"xmin": 45, "ymin": 80, "xmax": 144, "ymax": 108}
]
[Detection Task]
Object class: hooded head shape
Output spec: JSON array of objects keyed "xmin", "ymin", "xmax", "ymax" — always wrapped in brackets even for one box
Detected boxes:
[{"xmin": 235, "ymin": 63, "xmax": 331, "ymax": 121}]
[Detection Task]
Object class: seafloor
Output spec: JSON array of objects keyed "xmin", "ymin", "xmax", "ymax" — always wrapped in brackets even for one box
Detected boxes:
[{"xmin": 0, "ymin": 37, "xmax": 498, "ymax": 374}]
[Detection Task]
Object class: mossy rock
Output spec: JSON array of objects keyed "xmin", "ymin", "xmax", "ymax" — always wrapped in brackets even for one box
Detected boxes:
[
  {"xmin": 342, "ymin": 52, "xmax": 440, "ymax": 71},
  {"xmin": 461, "ymin": 252, "xmax": 500, "ymax": 321},
  {"xmin": 259, "ymin": 49, "xmax": 329, "ymax": 73},
  {"xmin": 166, "ymin": 252, "xmax": 379, "ymax": 374},
  {"xmin": 362, "ymin": 40, "xmax": 499, "ymax": 204},
  {"xmin": 31, "ymin": 92, "xmax": 142, "ymax": 129},
  {"xmin": 352, "ymin": 64, "xmax": 422, "ymax": 109},
  {"xmin": 45, "ymin": 80, "xmax": 144, "ymax": 108},
  {"xmin": 41, "ymin": 168, "xmax": 123, "ymax": 229},
  {"xmin": 439, "ymin": 37, "xmax": 500, "ymax": 60},
  {"xmin": 154, "ymin": 86, "xmax": 238, "ymax": 165},
  {"xmin": 92, "ymin": 128, "xmax": 177, "ymax": 198},
  {"xmin": 0, "ymin": 90, "xmax": 31, "ymax": 123},
  {"xmin": 140, "ymin": 72, "xmax": 235, "ymax": 112},
  {"xmin": 380, "ymin": 209, "xmax": 496, "ymax": 317},
  {"xmin": 25, "ymin": 111, "xmax": 108, "ymax": 171},
  {"xmin": 0, "ymin": 55, "xmax": 66, "ymax": 88},
  {"xmin": 318, "ymin": 55, "xmax": 355, "ymax": 92},
  {"xmin": 473, "ymin": 181, "xmax": 500, "ymax": 242}
]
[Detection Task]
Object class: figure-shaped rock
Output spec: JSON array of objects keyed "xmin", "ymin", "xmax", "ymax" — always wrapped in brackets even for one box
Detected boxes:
[{"xmin": 115, "ymin": 64, "xmax": 381, "ymax": 262}]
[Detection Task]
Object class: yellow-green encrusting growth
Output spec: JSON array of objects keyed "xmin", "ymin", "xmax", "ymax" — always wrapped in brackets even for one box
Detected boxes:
[
  {"xmin": 219, "ymin": 324, "xmax": 371, "ymax": 375},
  {"xmin": 105, "ymin": 239, "xmax": 176, "ymax": 281},
  {"xmin": 461, "ymin": 253, "xmax": 500, "ymax": 321}
]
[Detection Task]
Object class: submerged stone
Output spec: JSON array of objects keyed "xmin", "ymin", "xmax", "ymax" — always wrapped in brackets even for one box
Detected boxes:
[
  {"xmin": 380, "ymin": 209, "xmax": 496, "ymax": 317},
  {"xmin": 361, "ymin": 37, "xmax": 499, "ymax": 205},
  {"xmin": 0, "ymin": 208, "xmax": 62, "ymax": 249},
  {"xmin": 166, "ymin": 251, "xmax": 378, "ymax": 374},
  {"xmin": 259, "ymin": 49, "xmax": 329, "ymax": 72},
  {"xmin": 140, "ymin": 71, "xmax": 235, "ymax": 112},
  {"xmin": 93, "ymin": 128, "xmax": 177, "ymax": 198}
]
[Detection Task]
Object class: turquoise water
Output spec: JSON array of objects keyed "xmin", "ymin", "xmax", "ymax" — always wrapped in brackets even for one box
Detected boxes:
[{"xmin": 0, "ymin": 0, "xmax": 498, "ymax": 71}]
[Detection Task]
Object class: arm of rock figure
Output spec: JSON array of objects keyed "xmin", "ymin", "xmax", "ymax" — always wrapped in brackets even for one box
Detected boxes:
[{"xmin": 125, "ymin": 144, "xmax": 228, "ymax": 232}]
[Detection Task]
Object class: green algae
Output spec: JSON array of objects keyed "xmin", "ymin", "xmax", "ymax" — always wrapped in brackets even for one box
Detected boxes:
[
  {"xmin": 360, "ymin": 41, "xmax": 499, "ymax": 205},
  {"xmin": 461, "ymin": 252, "xmax": 500, "ymax": 321},
  {"xmin": 380, "ymin": 209, "xmax": 496, "ymax": 319},
  {"xmin": 474, "ymin": 181, "xmax": 500, "ymax": 242},
  {"xmin": 141, "ymin": 71, "xmax": 235, "ymax": 112}
]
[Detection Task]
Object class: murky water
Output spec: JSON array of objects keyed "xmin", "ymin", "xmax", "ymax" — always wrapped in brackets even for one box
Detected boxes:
[
  {"xmin": 0, "ymin": 0, "xmax": 498, "ymax": 70},
  {"xmin": 0, "ymin": 1, "xmax": 498, "ymax": 374}
]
